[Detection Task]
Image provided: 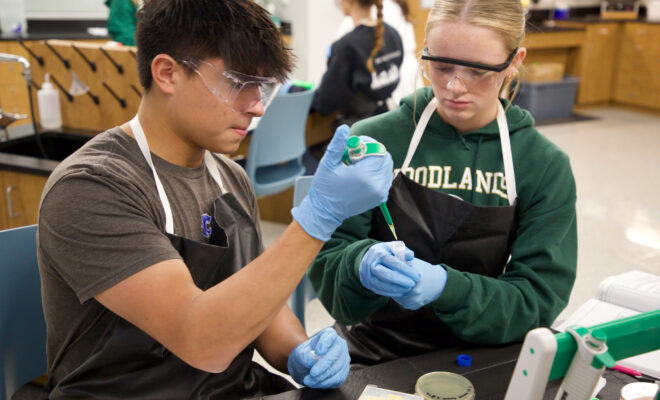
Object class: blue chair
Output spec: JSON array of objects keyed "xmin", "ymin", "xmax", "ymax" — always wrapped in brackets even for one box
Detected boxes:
[
  {"xmin": 246, "ymin": 88, "xmax": 317, "ymax": 197},
  {"xmin": 0, "ymin": 225, "xmax": 47, "ymax": 400},
  {"xmin": 289, "ymin": 176, "xmax": 318, "ymax": 328}
]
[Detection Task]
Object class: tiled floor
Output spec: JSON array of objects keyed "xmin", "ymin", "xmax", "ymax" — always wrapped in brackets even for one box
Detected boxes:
[{"xmin": 256, "ymin": 105, "xmax": 660, "ymax": 382}]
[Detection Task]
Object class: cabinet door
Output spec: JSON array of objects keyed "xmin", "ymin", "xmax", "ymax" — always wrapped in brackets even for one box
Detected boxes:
[
  {"xmin": 614, "ymin": 23, "xmax": 660, "ymax": 109},
  {"xmin": 0, "ymin": 170, "xmax": 48, "ymax": 230},
  {"xmin": 578, "ymin": 23, "xmax": 620, "ymax": 104}
]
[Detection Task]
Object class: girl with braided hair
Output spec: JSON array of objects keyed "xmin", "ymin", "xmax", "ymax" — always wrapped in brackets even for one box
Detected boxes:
[
  {"xmin": 336, "ymin": 0, "xmax": 423, "ymax": 108},
  {"xmin": 311, "ymin": 0, "xmax": 404, "ymax": 129}
]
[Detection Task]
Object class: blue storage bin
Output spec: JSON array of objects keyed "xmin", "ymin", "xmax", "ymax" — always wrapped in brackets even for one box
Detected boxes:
[{"xmin": 514, "ymin": 76, "xmax": 580, "ymax": 121}]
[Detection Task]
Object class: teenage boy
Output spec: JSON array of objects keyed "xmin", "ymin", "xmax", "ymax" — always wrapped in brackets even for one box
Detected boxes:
[{"xmin": 37, "ymin": 0, "xmax": 393, "ymax": 398}]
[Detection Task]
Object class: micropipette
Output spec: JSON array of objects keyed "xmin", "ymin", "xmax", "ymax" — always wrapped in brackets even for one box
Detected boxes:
[{"xmin": 342, "ymin": 136, "xmax": 398, "ymax": 239}]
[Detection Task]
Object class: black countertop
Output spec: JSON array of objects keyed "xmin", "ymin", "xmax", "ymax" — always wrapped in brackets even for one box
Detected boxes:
[
  {"xmin": 0, "ymin": 32, "xmax": 108, "ymax": 41},
  {"xmin": 0, "ymin": 151, "xmax": 58, "ymax": 176},
  {"xmin": 247, "ymin": 342, "xmax": 639, "ymax": 400},
  {"xmin": 562, "ymin": 16, "xmax": 660, "ymax": 24},
  {"xmin": 0, "ymin": 19, "xmax": 109, "ymax": 41},
  {"xmin": 0, "ymin": 124, "xmax": 95, "ymax": 176},
  {"xmin": 525, "ymin": 23, "xmax": 584, "ymax": 34}
]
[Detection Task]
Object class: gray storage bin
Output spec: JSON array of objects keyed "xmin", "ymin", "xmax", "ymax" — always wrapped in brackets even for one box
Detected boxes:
[{"xmin": 513, "ymin": 76, "xmax": 580, "ymax": 121}]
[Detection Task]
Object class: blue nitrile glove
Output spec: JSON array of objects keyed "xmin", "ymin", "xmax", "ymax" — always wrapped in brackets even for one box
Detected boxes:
[
  {"xmin": 292, "ymin": 125, "xmax": 393, "ymax": 241},
  {"xmin": 359, "ymin": 242, "xmax": 419, "ymax": 297},
  {"xmin": 287, "ymin": 327, "xmax": 350, "ymax": 389},
  {"xmin": 392, "ymin": 257, "xmax": 448, "ymax": 310}
]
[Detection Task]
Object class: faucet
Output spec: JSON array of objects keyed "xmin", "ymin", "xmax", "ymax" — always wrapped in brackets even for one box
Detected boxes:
[
  {"xmin": 0, "ymin": 52, "xmax": 32, "ymax": 84},
  {"xmin": 0, "ymin": 52, "xmax": 32, "ymax": 141},
  {"xmin": 0, "ymin": 109, "xmax": 28, "ymax": 141}
]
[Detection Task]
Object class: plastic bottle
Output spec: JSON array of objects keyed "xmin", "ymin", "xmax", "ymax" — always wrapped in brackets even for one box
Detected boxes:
[{"xmin": 37, "ymin": 73, "xmax": 62, "ymax": 130}]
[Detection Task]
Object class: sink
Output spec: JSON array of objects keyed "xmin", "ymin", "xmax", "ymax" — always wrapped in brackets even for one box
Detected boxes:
[{"xmin": 0, "ymin": 131, "xmax": 91, "ymax": 161}]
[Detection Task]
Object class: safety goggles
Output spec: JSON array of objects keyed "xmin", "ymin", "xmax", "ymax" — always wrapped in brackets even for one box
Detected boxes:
[
  {"xmin": 181, "ymin": 59, "xmax": 280, "ymax": 112},
  {"xmin": 421, "ymin": 47, "xmax": 517, "ymax": 91}
]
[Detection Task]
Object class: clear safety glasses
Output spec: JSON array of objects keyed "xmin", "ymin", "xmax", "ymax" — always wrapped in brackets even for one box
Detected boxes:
[
  {"xmin": 181, "ymin": 60, "xmax": 280, "ymax": 112},
  {"xmin": 421, "ymin": 47, "xmax": 518, "ymax": 91}
]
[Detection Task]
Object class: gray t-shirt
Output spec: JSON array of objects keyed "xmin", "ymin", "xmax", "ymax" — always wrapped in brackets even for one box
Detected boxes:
[{"xmin": 37, "ymin": 126, "xmax": 263, "ymax": 376}]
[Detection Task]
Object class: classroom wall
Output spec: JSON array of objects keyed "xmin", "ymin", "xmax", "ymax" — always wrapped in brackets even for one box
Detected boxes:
[
  {"xmin": 24, "ymin": 0, "xmax": 108, "ymax": 19},
  {"xmin": 283, "ymin": 0, "xmax": 344, "ymax": 83}
]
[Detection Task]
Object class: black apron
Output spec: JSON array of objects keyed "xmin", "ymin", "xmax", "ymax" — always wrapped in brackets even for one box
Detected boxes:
[
  {"xmin": 335, "ymin": 99, "xmax": 519, "ymax": 366},
  {"xmin": 44, "ymin": 116, "xmax": 293, "ymax": 399}
]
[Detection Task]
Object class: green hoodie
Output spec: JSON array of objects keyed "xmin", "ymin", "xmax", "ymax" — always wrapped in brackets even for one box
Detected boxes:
[
  {"xmin": 105, "ymin": 0, "xmax": 137, "ymax": 46},
  {"xmin": 308, "ymin": 87, "xmax": 577, "ymax": 345}
]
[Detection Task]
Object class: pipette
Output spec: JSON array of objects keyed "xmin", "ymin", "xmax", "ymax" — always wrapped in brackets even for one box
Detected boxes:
[{"xmin": 342, "ymin": 136, "xmax": 398, "ymax": 239}]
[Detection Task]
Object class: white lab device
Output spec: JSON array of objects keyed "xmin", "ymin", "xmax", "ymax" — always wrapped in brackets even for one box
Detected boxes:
[
  {"xmin": 504, "ymin": 328, "xmax": 557, "ymax": 400},
  {"xmin": 504, "ymin": 310, "xmax": 660, "ymax": 400}
]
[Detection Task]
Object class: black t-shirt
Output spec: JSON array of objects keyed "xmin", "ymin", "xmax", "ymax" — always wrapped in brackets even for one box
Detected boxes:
[{"xmin": 312, "ymin": 23, "xmax": 403, "ymax": 126}]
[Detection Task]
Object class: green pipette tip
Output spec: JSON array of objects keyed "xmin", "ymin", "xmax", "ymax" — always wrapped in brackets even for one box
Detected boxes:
[{"xmin": 379, "ymin": 203, "xmax": 397, "ymax": 239}]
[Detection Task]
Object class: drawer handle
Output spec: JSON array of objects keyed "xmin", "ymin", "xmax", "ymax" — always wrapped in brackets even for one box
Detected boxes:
[
  {"xmin": 599, "ymin": 28, "xmax": 610, "ymax": 35},
  {"xmin": 6, "ymin": 185, "xmax": 20, "ymax": 219}
]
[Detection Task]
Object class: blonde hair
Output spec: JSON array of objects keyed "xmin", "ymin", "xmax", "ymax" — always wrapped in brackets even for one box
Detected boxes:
[{"xmin": 414, "ymin": 0, "xmax": 526, "ymax": 119}]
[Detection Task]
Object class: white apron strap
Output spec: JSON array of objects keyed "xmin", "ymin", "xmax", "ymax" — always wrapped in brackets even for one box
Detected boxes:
[
  {"xmin": 496, "ymin": 102, "xmax": 517, "ymax": 205},
  {"xmin": 400, "ymin": 98, "xmax": 517, "ymax": 205},
  {"xmin": 401, "ymin": 97, "xmax": 438, "ymax": 172},
  {"xmin": 130, "ymin": 115, "xmax": 175, "ymax": 234},
  {"xmin": 130, "ymin": 115, "xmax": 227, "ymax": 235},
  {"xmin": 203, "ymin": 152, "xmax": 227, "ymax": 194}
]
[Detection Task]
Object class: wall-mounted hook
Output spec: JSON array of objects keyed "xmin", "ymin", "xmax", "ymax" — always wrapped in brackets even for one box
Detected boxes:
[
  {"xmin": 17, "ymin": 39, "xmax": 44, "ymax": 66},
  {"xmin": 130, "ymin": 84, "xmax": 142, "ymax": 98},
  {"xmin": 86, "ymin": 91, "xmax": 100, "ymax": 105},
  {"xmin": 129, "ymin": 50, "xmax": 137, "ymax": 60},
  {"xmin": 99, "ymin": 47, "xmax": 124, "ymax": 74},
  {"xmin": 49, "ymin": 75, "xmax": 74, "ymax": 102},
  {"xmin": 102, "ymin": 82, "xmax": 126, "ymax": 108},
  {"xmin": 71, "ymin": 44, "xmax": 96, "ymax": 72},
  {"xmin": 45, "ymin": 41, "xmax": 70, "ymax": 69}
]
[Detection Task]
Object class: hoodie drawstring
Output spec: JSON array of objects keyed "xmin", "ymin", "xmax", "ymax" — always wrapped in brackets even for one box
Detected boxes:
[{"xmin": 470, "ymin": 135, "xmax": 483, "ymax": 203}]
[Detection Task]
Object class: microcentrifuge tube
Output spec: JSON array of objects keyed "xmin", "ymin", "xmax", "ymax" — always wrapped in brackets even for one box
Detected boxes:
[{"xmin": 392, "ymin": 241, "xmax": 406, "ymax": 261}]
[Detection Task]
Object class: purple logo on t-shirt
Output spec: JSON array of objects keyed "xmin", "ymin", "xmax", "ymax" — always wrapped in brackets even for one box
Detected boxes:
[{"xmin": 201, "ymin": 213, "xmax": 212, "ymax": 238}]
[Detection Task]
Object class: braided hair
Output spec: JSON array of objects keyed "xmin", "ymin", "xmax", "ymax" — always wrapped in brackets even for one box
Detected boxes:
[{"xmin": 362, "ymin": 0, "xmax": 384, "ymax": 73}]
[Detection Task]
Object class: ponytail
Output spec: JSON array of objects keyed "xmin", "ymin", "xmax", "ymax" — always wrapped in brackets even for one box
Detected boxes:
[{"xmin": 366, "ymin": 0, "xmax": 384, "ymax": 73}]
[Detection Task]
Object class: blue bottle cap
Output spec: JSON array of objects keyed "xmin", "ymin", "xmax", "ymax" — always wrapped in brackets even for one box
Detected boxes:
[{"xmin": 457, "ymin": 354, "xmax": 472, "ymax": 367}]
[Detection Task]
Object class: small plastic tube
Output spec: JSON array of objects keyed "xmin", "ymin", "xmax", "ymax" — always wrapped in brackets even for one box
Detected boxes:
[{"xmin": 391, "ymin": 240, "xmax": 406, "ymax": 261}]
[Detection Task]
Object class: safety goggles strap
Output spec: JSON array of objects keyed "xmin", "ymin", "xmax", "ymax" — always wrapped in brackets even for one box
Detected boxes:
[{"xmin": 421, "ymin": 47, "xmax": 518, "ymax": 72}]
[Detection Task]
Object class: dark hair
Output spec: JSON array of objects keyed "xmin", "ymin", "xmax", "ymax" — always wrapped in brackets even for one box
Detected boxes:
[
  {"xmin": 135, "ymin": 0, "xmax": 294, "ymax": 90},
  {"xmin": 357, "ymin": 0, "xmax": 384, "ymax": 73}
]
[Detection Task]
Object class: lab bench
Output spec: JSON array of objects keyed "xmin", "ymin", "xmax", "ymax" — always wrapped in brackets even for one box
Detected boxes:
[{"xmin": 246, "ymin": 341, "xmax": 639, "ymax": 400}]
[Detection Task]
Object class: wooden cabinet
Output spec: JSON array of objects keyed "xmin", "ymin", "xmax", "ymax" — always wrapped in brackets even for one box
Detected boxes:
[
  {"xmin": 613, "ymin": 23, "xmax": 660, "ymax": 109},
  {"xmin": 0, "ymin": 170, "xmax": 47, "ymax": 230},
  {"xmin": 579, "ymin": 23, "xmax": 620, "ymax": 104},
  {"xmin": 556, "ymin": 21, "xmax": 621, "ymax": 105}
]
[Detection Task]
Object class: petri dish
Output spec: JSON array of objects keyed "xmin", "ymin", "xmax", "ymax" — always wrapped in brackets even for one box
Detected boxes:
[{"xmin": 415, "ymin": 371, "xmax": 475, "ymax": 400}]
